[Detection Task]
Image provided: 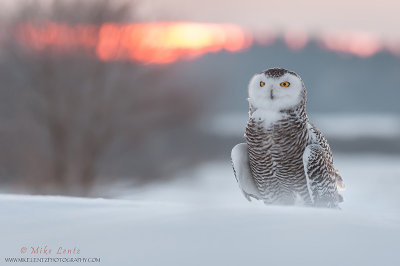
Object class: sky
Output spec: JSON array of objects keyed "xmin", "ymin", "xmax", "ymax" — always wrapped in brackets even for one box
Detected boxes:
[
  {"xmin": 2, "ymin": 0, "xmax": 400, "ymax": 61},
  {"xmin": 3, "ymin": 0, "xmax": 400, "ymax": 42},
  {"xmin": 136, "ymin": 0, "xmax": 400, "ymax": 42}
]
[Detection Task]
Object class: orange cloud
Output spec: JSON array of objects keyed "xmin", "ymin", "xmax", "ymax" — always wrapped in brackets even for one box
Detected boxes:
[{"xmin": 17, "ymin": 22, "xmax": 252, "ymax": 64}]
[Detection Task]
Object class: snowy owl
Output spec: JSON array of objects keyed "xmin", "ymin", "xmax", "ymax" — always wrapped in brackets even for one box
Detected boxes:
[{"xmin": 231, "ymin": 68, "xmax": 345, "ymax": 208}]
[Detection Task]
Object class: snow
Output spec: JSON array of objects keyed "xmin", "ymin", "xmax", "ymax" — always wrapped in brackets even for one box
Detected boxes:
[
  {"xmin": 311, "ymin": 113, "xmax": 400, "ymax": 139},
  {"xmin": 1, "ymin": 154, "xmax": 400, "ymax": 266},
  {"xmin": 206, "ymin": 112, "xmax": 400, "ymax": 139}
]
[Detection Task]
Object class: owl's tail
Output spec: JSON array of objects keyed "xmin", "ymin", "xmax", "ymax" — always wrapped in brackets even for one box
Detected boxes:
[{"xmin": 334, "ymin": 171, "xmax": 345, "ymax": 190}]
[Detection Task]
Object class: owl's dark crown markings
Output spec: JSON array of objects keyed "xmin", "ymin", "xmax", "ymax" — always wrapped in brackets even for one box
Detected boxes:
[{"xmin": 261, "ymin": 68, "xmax": 297, "ymax": 78}]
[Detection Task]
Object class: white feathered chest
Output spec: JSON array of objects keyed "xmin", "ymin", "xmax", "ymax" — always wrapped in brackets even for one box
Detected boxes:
[{"xmin": 245, "ymin": 107, "xmax": 313, "ymax": 205}]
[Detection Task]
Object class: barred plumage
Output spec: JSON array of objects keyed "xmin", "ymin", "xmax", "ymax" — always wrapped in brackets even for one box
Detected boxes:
[{"xmin": 231, "ymin": 68, "xmax": 344, "ymax": 208}]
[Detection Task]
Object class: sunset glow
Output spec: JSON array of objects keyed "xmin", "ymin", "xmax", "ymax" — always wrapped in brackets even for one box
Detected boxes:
[
  {"xmin": 15, "ymin": 22, "xmax": 400, "ymax": 64},
  {"xmin": 318, "ymin": 32, "xmax": 382, "ymax": 57},
  {"xmin": 17, "ymin": 22, "xmax": 251, "ymax": 64},
  {"xmin": 284, "ymin": 30, "xmax": 308, "ymax": 50}
]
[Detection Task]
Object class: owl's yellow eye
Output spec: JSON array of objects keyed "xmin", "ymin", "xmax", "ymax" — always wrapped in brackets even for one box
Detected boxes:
[
  {"xmin": 280, "ymin": 81, "xmax": 290, "ymax": 87},
  {"xmin": 260, "ymin": 81, "xmax": 265, "ymax": 87}
]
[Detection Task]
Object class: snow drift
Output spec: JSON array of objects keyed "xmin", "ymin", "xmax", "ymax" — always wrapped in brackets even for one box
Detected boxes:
[{"xmin": 1, "ymin": 154, "xmax": 399, "ymax": 266}]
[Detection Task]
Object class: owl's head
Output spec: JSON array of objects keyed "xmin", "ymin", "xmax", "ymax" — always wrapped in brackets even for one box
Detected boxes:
[{"xmin": 248, "ymin": 68, "xmax": 306, "ymax": 112}]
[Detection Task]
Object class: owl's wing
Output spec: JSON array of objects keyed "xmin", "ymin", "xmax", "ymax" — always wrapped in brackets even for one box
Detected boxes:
[
  {"xmin": 231, "ymin": 143, "xmax": 261, "ymax": 201},
  {"xmin": 302, "ymin": 144, "xmax": 342, "ymax": 208}
]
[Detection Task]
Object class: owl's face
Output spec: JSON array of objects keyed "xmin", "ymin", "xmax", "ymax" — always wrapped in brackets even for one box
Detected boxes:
[{"xmin": 248, "ymin": 68, "xmax": 305, "ymax": 112}]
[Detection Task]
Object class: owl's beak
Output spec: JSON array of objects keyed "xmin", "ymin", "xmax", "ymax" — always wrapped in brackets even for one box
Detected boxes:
[{"xmin": 270, "ymin": 89, "xmax": 274, "ymax": 100}]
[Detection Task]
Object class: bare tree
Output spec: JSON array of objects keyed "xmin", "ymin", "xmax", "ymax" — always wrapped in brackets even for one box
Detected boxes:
[{"xmin": 0, "ymin": 0, "xmax": 205, "ymax": 195}]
